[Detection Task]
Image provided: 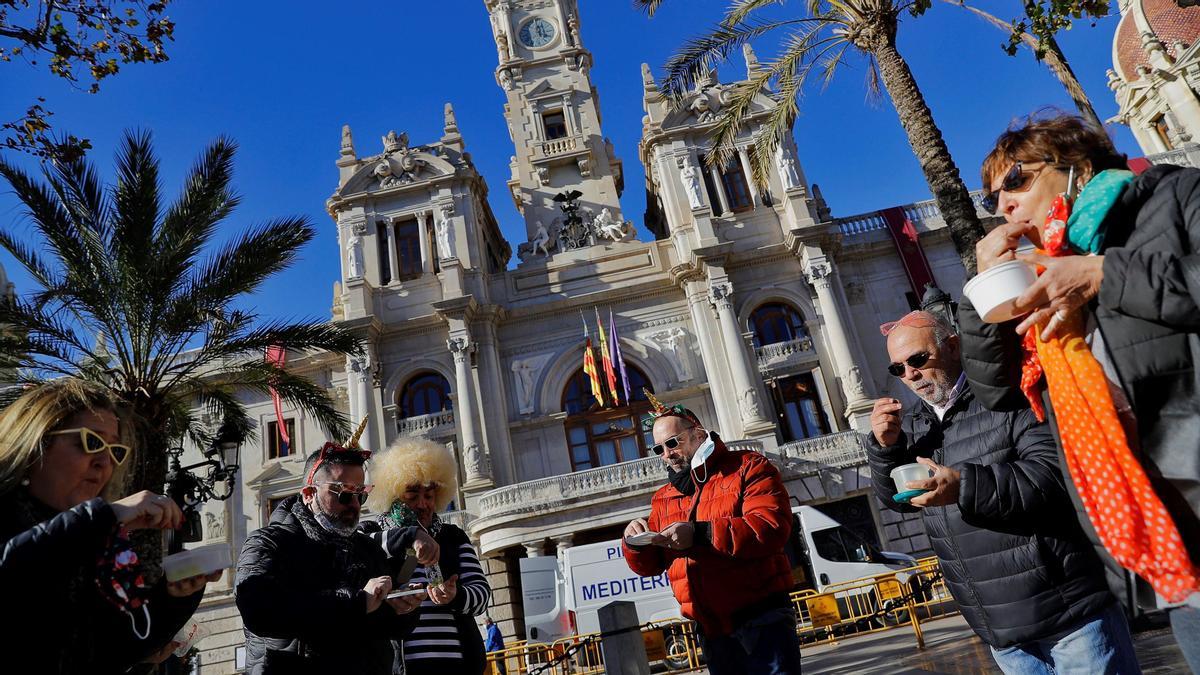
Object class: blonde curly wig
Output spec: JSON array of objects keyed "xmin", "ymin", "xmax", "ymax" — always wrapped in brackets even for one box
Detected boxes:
[{"xmin": 366, "ymin": 437, "xmax": 460, "ymax": 514}]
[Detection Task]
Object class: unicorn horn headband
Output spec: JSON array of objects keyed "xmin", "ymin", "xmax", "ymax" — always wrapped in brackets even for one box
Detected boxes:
[{"xmin": 346, "ymin": 415, "xmax": 369, "ymax": 449}]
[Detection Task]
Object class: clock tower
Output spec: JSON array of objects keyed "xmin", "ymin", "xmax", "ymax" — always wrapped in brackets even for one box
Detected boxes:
[{"xmin": 485, "ymin": 0, "xmax": 627, "ymax": 255}]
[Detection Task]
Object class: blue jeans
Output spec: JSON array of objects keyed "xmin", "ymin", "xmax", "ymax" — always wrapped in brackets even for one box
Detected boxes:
[
  {"xmin": 699, "ymin": 607, "xmax": 802, "ymax": 675},
  {"xmin": 1170, "ymin": 605, "xmax": 1200, "ymax": 674},
  {"xmin": 990, "ymin": 602, "xmax": 1141, "ymax": 675}
]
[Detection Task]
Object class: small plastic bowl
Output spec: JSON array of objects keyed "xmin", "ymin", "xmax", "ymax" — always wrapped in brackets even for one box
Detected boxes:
[
  {"xmin": 163, "ymin": 543, "xmax": 232, "ymax": 582},
  {"xmin": 891, "ymin": 463, "xmax": 935, "ymax": 504},
  {"xmin": 963, "ymin": 260, "xmax": 1038, "ymax": 323}
]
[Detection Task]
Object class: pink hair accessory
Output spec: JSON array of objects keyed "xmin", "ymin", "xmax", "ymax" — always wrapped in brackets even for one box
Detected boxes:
[{"xmin": 879, "ymin": 310, "xmax": 942, "ymax": 336}]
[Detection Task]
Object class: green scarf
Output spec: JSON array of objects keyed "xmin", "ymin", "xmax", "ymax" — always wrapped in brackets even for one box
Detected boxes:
[
  {"xmin": 1064, "ymin": 169, "xmax": 1134, "ymax": 254},
  {"xmin": 382, "ymin": 500, "xmax": 442, "ymax": 538}
]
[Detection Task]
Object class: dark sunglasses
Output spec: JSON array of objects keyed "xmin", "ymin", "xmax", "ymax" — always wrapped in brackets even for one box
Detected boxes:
[
  {"xmin": 887, "ymin": 352, "xmax": 931, "ymax": 377},
  {"xmin": 650, "ymin": 427, "xmax": 697, "ymax": 455},
  {"xmin": 312, "ymin": 481, "xmax": 374, "ymax": 505},
  {"xmin": 46, "ymin": 427, "xmax": 130, "ymax": 465},
  {"xmin": 980, "ymin": 161, "xmax": 1057, "ymax": 215}
]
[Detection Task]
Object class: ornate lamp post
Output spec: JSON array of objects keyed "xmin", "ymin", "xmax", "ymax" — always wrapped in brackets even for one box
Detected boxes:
[
  {"xmin": 920, "ymin": 282, "xmax": 959, "ymax": 332},
  {"xmin": 165, "ymin": 418, "xmax": 244, "ymax": 546}
]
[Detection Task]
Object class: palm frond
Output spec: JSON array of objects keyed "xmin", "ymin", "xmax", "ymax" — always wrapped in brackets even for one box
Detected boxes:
[
  {"xmin": 633, "ymin": 0, "xmax": 668, "ymax": 18},
  {"xmin": 660, "ymin": 17, "xmax": 813, "ymax": 101},
  {"xmin": 724, "ymin": 0, "xmax": 789, "ymax": 27}
]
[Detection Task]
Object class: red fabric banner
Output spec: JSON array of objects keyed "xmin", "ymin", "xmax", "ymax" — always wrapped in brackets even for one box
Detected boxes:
[
  {"xmin": 265, "ymin": 346, "xmax": 290, "ymax": 451},
  {"xmin": 880, "ymin": 206, "xmax": 936, "ymax": 298}
]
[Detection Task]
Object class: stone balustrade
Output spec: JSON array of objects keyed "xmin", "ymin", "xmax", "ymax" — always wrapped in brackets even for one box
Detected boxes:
[
  {"xmin": 771, "ymin": 430, "xmax": 867, "ymax": 477},
  {"xmin": 755, "ymin": 335, "xmax": 816, "ymax": 372},
  {"xmin": 535, "ymin": 135, "xmax": 582, "ymax": 158},
  {"xmin": 441, "ymin": 509, "xmax": 475, "ymax": 531},
  {"xmin": 1147, "ymin": 145, "xmax": 1200, "ymax": 168},
  {"xmin": 396, "ymin": 409, "xmax": 456, "ymax": 437},
  {"xmin": 835, "ymin": 189, "xmax": 989, "ymax": 237}
]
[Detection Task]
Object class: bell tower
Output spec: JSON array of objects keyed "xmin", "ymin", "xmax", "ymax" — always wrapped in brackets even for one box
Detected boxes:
[{"xmin": 485, "ymin": 0, "xmax": 626, "ymax": 252}]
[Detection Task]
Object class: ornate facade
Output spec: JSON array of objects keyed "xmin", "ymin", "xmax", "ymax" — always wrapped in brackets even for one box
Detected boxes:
[{"xmin": 183, "ymin": 1, "xmax": 989, "ymax": 671}]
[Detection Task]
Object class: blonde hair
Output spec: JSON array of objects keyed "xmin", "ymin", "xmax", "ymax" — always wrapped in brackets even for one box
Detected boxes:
[
  {"xmin": 0, "ymin": 378, "xmax": 129, "ymax": 499},
  {"xmin": 366, "ymin": 437, "xmax": 459, "ymax": 514}
]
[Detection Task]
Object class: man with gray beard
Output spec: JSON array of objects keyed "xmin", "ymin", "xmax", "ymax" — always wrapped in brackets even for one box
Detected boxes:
[{"xmin": 866, "ymin": 312, "xmax": 1138, "ymax": 674}]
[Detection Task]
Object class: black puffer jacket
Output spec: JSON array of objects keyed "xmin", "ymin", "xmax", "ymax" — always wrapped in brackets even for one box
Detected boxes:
[
  {"xmin": 959, "ymin": 164, "xmax": 1200, "ymax": 572},
  {"xmin": 866, "ymin": 386, "xmax": 1113, "ymax": 647},
  {"xmin": 0, "ymin": 492, "xmax": 203, "ymax": 674},
  {"xmin": 235, "ymin": 496, "xmax": 416, "ymax": 675}
]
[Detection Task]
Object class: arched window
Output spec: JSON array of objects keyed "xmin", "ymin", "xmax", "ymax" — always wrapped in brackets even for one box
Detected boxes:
[
  {"xmin": 399, "ymin": 372, "xmax": 453, "ymax": 418},
  {"xmin": 749, "ymin": 303, "xmax": 808, "ymax": 348},
  {"xmin": 561, "ymin": 366, "xmax": 654, "ymax": 471}
]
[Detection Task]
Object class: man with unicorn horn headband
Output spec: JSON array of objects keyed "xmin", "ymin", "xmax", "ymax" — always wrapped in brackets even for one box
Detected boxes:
[
  {"xmin": 623, "ymin": 391, "xmax": 801, "ymax": 675},
  {"xmin": 234, "ymin": 417, "xmax": 428, "ymax": 675}
]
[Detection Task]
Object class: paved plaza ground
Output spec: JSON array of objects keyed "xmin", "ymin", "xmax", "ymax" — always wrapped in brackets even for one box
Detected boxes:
[{"xmin": 793, "ymin": 614, "xmax": 1189, "ymax": 674}]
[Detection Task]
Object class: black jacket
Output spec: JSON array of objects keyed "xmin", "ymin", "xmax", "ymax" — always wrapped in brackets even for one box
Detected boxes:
[
  {"xmin": 235, "ymin": 496, "xmax": 416, "ymax": 675},
  {"xmin": 0, "ymin": 492, "xmax": 203, "ymax": 674},
  {"xmin": 959, "ymin": 164, "xmax": 1200, "ymax": 584},
  {"xmin": 866, "ymin": 386, "xmax": 1113, "ymax": 648}
]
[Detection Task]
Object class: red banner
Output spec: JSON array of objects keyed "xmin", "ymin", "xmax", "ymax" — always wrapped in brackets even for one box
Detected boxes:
[
  {"xmin": 265, "ymin": 346, "xmax": 290, "ymax": 452},
  {"xmin": 880, "ymin": 206, "xmax": 936, "ymax": 298}
]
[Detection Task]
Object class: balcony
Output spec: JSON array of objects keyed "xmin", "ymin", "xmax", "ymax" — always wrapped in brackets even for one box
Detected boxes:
[
  {"xmin": 533, "ymin": 134, "xmax": 586, "ymax": 160},
  {"xmin": 395, "ymin": 410, "xmax": 455, "ymax": 439},
  {"xmin": 755, "ymin": 336, "xmax": 817, "ymax": 375},
  {"xmin": 1146, "ymin": 145, "xmax": 1200, "ymax": 169},
  {"xmin": 835, "ymin": 189, "xmax": 992, "ymax": 237},
  {"xmin": 775, "ymin": 431, "xmax": 867, "ymax": 475}
]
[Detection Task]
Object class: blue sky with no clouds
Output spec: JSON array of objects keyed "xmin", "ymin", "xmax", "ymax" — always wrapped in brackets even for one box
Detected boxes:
[{"xmin": 0, "ymin": 1, "xmax": 1137, "ymax": 322}]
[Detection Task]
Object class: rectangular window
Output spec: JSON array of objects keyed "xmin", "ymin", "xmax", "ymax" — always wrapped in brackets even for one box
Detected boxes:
[
  {"xmin": 1154, "ymin": 116, "xmax": 1175, "ymax": 151},
  {"xmin": 394, "ymin": 219, "xmax": 422, "ymax": 280},
  {"xmin": 772, "ymin": 373, "xmax": 830, "ymax": 443},
  {"xmin": 543, "ymin": 111, "xmax": 568, "ymax": 140},
  {"xmin": 720, "ymin": 157, "xmax": 754, "ymax": 212},
  {"xmin": 264, "ymin": 495, "xmax": 288, "ymax": 528},
  {"xmin": 377, "ymin": 221, "xmax": 392, "ymax": 285},
  {"xmin": 267, "ymin": 418, "xmax": 295, "ymax": 460}
]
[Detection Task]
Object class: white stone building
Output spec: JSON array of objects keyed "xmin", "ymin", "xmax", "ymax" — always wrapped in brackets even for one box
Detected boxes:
[{"xmin": 183, "ymin": 1, "xmax": 991, "ymax": 671}]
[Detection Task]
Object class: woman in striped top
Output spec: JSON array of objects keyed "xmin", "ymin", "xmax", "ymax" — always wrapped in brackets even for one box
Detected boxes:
[{"xmin": 367, "ymin": 438, "xmax": 491, "ymax": 675}]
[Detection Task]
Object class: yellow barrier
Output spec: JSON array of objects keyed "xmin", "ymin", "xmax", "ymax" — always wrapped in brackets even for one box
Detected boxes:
[{"xmin": 484, "ymin": 558, "xmax": 959, "ymax": 671}]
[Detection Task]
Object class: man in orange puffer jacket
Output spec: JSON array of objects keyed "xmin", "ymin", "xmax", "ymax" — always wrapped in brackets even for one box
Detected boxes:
[{"xmin": 623, "ymin": 400, "xmax": 800, "ymax": 674}]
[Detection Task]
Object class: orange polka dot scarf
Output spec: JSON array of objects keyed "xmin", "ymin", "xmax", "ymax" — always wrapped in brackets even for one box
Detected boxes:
[{"xmin": 1020, "ymin": 183, "xmax": 1200, "ymax": 603}]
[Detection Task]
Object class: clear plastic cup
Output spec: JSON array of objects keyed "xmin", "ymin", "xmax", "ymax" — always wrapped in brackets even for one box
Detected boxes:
[{"xmin": 890, "ymin": 463, "xmax": 935, "ymax": 504}]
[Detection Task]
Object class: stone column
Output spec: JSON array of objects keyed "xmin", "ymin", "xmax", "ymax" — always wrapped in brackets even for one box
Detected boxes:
[
  {"xmin": 384, "ymin": 220, "xmax": 399, "ymax": 283},
  {"xmin": 709, "ymin": 282, "xmax": 769, "ymax": 430},
  {"xmin": 737, "ymin": 147, "xmax": 760, "ymax": 206},
  {"xmin": 449, "ymin": 336, "xmax": 492, "ymax": 488},
  {"xmin": 685, "ymin": 280, "xmax": 738, "ymax": 436},
  {"xmin": 708, "ymin": 165, "xmax": 731, "ymax": 214},
  {"xmin": 417, "ymin": 211, "xmax": 432, "ymax": 273},
  {"xmin": 523, "ymin": 541, "xmax": 544, "ymax": 558},
  {"xmin": 554, "ymin": 534, "xmax": 574, "ymax": 558},
  {"xmin": 801, "ymin": 247, "xmax": 874, "ymax": 430},
  {"xmin": 347, "ymin": 354, "xmax": 371, "ymax": 428}
]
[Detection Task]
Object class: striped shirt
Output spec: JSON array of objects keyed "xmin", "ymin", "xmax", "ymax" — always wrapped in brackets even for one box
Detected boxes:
[{"xmin": 402, "ymin": 529, "xmax": 491, "ymax": 664}]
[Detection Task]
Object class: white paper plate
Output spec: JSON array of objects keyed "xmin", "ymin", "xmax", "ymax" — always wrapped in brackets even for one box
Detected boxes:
[{"xmin": 625, "ymin": 531, "xmax": 658, "ymax": 546}]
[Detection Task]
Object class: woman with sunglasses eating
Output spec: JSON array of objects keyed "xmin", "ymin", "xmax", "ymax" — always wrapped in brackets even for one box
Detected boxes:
[
  {"xmin": 960, "ymin": 112, "xmax": 1200, "ymax": 671},
  {"xmin": 0, "ymin": 378, "xmax": 219, "ymax": 673}
]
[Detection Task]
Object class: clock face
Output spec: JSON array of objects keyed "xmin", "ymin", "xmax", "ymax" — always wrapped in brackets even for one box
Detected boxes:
[{"xmin": 518, "ymin": 17, "xmax": 557, "ymax": 48}]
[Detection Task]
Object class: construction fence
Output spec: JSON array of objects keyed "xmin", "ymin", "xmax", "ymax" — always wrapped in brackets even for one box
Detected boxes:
[{"xmin": 483, "ymin": 557, "xmax": 959, "ymax": 674}]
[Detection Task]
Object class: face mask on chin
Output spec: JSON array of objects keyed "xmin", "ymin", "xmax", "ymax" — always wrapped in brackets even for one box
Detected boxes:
[{"xmin": 689, "ymin": 431, "xmax": 715, "ymax": 470}]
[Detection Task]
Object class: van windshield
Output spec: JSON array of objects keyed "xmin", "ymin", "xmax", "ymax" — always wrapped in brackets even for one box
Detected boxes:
[{"xmin": 811, "ymin": 527, "xmax": 875, "ymax": 563}]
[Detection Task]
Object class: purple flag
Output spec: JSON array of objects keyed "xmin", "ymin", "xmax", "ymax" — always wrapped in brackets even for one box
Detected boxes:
[{"xmin": 610, "ymin": 310, "xmax": 631, "ymax": 405}]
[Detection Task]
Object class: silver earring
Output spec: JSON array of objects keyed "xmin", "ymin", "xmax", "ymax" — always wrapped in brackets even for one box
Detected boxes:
[{"xmin": 19, "ymin": 477, "xmax": 29, "ymax": 487}]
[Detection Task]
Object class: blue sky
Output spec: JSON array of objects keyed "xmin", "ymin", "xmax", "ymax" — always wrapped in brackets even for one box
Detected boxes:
[{"xmin": 0, "ymin": 1, "xmax": 1136, "ymax": 322}]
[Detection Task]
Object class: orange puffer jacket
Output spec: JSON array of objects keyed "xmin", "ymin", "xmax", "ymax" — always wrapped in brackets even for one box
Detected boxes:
[{"xmin": 623, "ymin": 440, "xmax": 794, "ymax": 636}]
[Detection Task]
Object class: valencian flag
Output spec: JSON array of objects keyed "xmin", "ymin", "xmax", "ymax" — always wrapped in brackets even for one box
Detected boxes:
[
  {"xmin": 595, "ymin": 308, "xmax": 620, "ymax": 406},
  {"xmin": 265, "ymin": 345, "xmax": 291, "ymax": 455},
  {"xmin": 610, "ymin": 310, "xmax": 631, "ymax": 405},
  {"xmin": 580, "ymin": 312, "xmax": 605, "ymax": 406}
]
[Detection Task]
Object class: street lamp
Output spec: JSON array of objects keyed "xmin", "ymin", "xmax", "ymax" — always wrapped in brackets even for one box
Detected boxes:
[
  {"xmin": 920, "ymin": 282, "xmax": 959, "ymax": 332},
  {"xmin": 165, "ymin": 418, "xmax": 244, "ymax": 545}
]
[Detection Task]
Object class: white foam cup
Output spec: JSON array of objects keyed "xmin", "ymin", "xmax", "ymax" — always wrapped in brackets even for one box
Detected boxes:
[
  {"xmin": 890, "ymin": 463, "xmax": 935, "ymax": 490},
  {"xmin": 962, "ymin": 260, "xmax": 1038, "ymax": 323},
  {"xmin": 163, "ymin": 543, "xmax": 232, "ymax": 583}
]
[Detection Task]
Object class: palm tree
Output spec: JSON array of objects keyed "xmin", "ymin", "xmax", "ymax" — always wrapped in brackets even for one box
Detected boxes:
[
  {"xmin": 947, "ymin": 0, "xmax": 1102, "ymax": 128},
  {"xmin": 0, "ymin": 131, "xmax": 362, "ymax": 515},
  {"xmin": 637, "ymin": 0, "xmax": 986, "ymax": 271}
]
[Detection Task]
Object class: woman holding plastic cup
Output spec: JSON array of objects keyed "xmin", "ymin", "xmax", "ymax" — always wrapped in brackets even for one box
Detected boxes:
[
  {"xmin": 0, "ymin": 378, "xmax": 218, "ymax": 673},
  {"xmin": 959, "ymin": 112, "xmax": 1200, "ymax": 670}
]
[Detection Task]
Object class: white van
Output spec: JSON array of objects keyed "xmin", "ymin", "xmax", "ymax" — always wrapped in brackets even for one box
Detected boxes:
[{"xmin": 520, "ymin": 502, "xmax": 917, "ymax": 643}]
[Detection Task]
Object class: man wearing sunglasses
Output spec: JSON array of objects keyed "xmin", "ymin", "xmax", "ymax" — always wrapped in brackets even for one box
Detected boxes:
[
  {"xmin": 622, "ymin": 402, "xmax": 799, "ymax": 674},
  {"xmin": 236, "ymin": 443, "xmax": 423, "ymax": 674},
  {"xmin": 867, "ymin": 311, "xmax": 1137, "ymax": 673}
]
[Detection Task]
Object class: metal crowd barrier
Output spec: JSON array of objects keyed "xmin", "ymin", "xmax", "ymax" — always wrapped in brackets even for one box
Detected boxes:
[{"xmin": 484, "ymin": 557, "xmax": 959, "ymax": 673}]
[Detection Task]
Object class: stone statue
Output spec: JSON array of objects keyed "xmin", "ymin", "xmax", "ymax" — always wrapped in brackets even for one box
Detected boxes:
[
  {"xmin": 374, "ymin": 160, "xmax": 401, "ymax": 188},
  {"xmin": 436, "ymin": 210, "xmax": 455, "ymax": 260},
  {"xmin": 496, "ymin": 31, "xmax": 511, "ymax": 61},
  {"xmin": 650, "ymin": 327, "xmax": 693, "ymax": 381},
  {"xmin": 346, "ymin": 231, "xmax": 364, "ymax": 279},
  {"xmin": 844, "ymin": 366, "xmax": 867, "ymax": 401},
  {"xmin": 531, "ymin": 220, "xmax": 551, "ymax": 256},
  {"xmin": 498, "ymin": 68, "xmax": 514, "ymax": 90},
  {"xmin": 776, "ymin": 145, "xmax": 801, "ymax": 190},
  {"xmin": 680, "ymin": 161, "xmax": 704, "ymax": 209},
  {"xmin": 512, "ymin": 359, "xmax": 536, "ymax": 413},
  {"xmin": 594, "ymin": 207, "xmax": 625, "ymax": 241},
  {"xmin": 738, "ymin": 388, "xmax": 762, "ymax": 420},
  {"xmin": 465, "ymin": 443, "xmax": 491, "ymax": 479},
  {"xmin": 568, "ymin": 15, "xmax": 580, "ymax": 46},
  {"xmin": 204, "ymin": 511, "xmax": 225, "ymax": 541}
]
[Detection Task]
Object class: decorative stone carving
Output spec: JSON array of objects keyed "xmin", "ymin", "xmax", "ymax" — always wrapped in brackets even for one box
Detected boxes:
[
  {"xmin": 340, "ymin": 124, "xmax": 354, "ymax": 156},
  {"xmin": 496, "ymin": 31, "xmax": 511, "ymax": 62},
  {"xmin": 346, "ymin": 231, "xmax": 364, "ymax": 279},
  {"xmin": 382, "ymin": 130, "xmax": 408, "ymax": 154},
  {"xmin": 649, "ymin": 327, "xmax": 693, "ymax": 381},
  {"xmin": 576, "ymin": 155, "xmax": 592, "ymax": 177},
  {"xmin": 511, "ymin": 359, "xmax": 536, "ymax": 413},
  {"xmin": 775, "ymin": 144, "xmax": 802, "ymax": 190},
  {"xmin": 498, "ymin": 68, "xmax": 515, "ymax": 90},
  {"xmin": 568, "ymin": 14, "xmax": 580, "ymax": 47},
  {"xmin": 679, "ymin": 158, "xmax": 704, "ymax": 209},
  {"xmin": 465, "ymin": 442, "xmax": 491, "ymax": 480},
  {"xmin": 536, "ymin": 165, "xmax": 550, "ymax": 186},
  {"xmin": 349, "ymin": 355, "xmax": 371, "ymax": 383},
  {"xmin": 531, "ymin": 220, "xmax": 551, "ymax": 256},
  {"xmin": 738, "ymin": 388, "xmax": 762, "ymax": 420},
  {"xmin": 709, "ymin": 282, "xmax": 733, "ymax": 311},
  {"xmin": 204, "ymin": 511, "xmax": 225, "ymax": 541},
  {"xmin": 436, "ymin": 207, "xmax": 455, "ymax": 260},
  {"xmin": 448, "ymin": 336, "xmax": 473, "ymax": 362},
  {"xmin": 594, "ymin": 207, "xmax": 624, "ymax": 241},
  {"xmin": 844, "ymin": 365, "xmax": 867, "ymax": 401}
]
